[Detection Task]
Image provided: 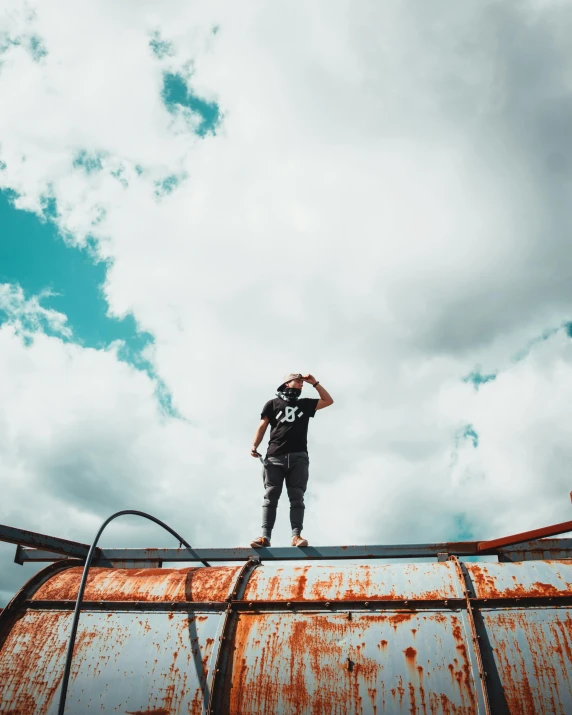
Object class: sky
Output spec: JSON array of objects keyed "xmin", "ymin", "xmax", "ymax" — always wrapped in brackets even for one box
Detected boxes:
[{"xmin": 1, "ymin": 0, "xmax": 572, "ymax": 606}]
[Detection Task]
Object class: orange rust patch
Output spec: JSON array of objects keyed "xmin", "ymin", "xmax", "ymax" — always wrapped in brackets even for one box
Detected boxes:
[
  {"xmin": 404, "ymin": 646, "xmax": 417, "ymax": 664},
  {"xmin": 466, "ymin": 564, "xmax": 572, "ymax": 599},
  {"xmin": 387, "ymin": 612, "xmax": 416, "ymax": 629},
  {"xmin": 243, "ymin": 564, "xmax": 457, "ymax": 602},
  {"xmin": 0, "ymin": 612, "xmax": 68, "ymax": 712},
  {"xmin": 31, "ymin": 565, "xmax": 241, "ymax": 603}
]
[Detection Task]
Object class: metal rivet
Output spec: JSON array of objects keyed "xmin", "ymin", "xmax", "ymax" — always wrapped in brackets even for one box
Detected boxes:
[
  {"xmin": 287, "ymin": 602, "xmax": 291, "ymax": 608},
  {"xmin": 444, "ymin": 601, "xmax": 448, "ymax": 606},
  {"xmin": 364, "ymin": 601, "xmax": 369, "ymax": 607},
  {"xmin": 325, "ymin": 602, "xmax": 331, "ymax": 608},
  {"xmin": 248, "ymin": 602, "xmax": 253, "ymax": 608}
]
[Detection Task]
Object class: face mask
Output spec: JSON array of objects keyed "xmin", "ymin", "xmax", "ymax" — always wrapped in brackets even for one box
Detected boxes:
[{"xmin": 279, "ymin": 387, "xmax": 301, "ymax": 402}]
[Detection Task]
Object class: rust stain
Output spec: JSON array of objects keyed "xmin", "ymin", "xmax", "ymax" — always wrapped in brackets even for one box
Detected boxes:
[
  {"xmin": 0, "ymin": 611, "xmax": 68, "ymax": 713},
  {"xmin": 466, "ymin": 563, "xmax": 572, "ymax": 599},
  {"xmin": 31, "ymin": 565, "xmax": 241, "ymax": 603},
  {"xmin": 0, "ymin": 606, "xmax": 217, "ymax": 714},
  {"xmin": 242, "ymin": 563, "xmax": 457, "ymax": 602},
  {"xmin": 227, "ymin": 610, "xmax": 482, "ymax": 714},
  {"xmin": 404, "ymin": 646, "xmax": 417, "ymax": 664},
  {"xmin": 126, "ymin": 710, "xmax": 170, "ymax": 715},
  {"xmin": 387, "ymin": 612, "xmax": 416, "ymax": 629},
  {"xmin": 483, "ymin": 609, "xmax": 572, "ymax": 714}
]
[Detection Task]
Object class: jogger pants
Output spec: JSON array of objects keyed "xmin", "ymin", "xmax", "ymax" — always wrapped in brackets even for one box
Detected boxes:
[{"xmin": 261, "ymin": 451, "xmax": 309, "ymax": 538}]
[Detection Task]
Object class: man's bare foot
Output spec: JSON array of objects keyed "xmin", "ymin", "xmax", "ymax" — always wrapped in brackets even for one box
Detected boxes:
[{"xmin": 250, "ymin": 536, "xmax": 271, "ymax": 548}]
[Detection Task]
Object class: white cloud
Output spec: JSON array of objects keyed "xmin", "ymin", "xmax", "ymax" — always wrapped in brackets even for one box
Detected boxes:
[
  {"xmin": 1, "ymin": 0, "xmax": 572, "ymax": 603},
  {"xmin": 0, "ymin": 283, "xmax": 71, "ymax": 337}
]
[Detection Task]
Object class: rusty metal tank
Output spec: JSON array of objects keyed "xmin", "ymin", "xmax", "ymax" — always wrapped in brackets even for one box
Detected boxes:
[{"xmin": 1, "ymin": 556, "xmax": 572, "ymax": 714}]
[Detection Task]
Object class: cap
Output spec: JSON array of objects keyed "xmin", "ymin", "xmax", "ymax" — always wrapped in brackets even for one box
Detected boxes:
[{"xmin": 277, "ymin": 373, "xmax": 304, "ymax": 391}]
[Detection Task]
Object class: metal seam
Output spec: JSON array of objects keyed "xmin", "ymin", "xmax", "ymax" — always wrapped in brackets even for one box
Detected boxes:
[
  {"xmin": 449, "ymin": 556, "xmax": 492, "ymax": 715},
  {"xmin": 206, "ymin": 557, "xmax": 261, "ymax": 715}
]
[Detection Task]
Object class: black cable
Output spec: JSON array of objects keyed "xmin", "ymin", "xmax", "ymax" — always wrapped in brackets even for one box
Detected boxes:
[{"xmin": 57, "ymin": 509, "xmax": 207, "ymax": 715}]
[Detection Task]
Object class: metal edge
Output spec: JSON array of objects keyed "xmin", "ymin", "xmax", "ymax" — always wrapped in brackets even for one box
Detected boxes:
[
  {"xmin": 13, "ymin": 543, "xmax": 481, "ymax": 563},
  {"xmin": 449, "ymin": 556, "xmax": 491, "ymax": 715},
  {"xmin": 478, "ymin": 520, "xmax": 572, "ymax": 552},
  {"xmin": 0, "ymin": 559, "xmax": 83, "ymax": 652},
  {"xmin": 20, "ymin": 595, "xmax": 572, "ymax": 612},
  {"xmin": 0, "ymin": 523, "xmax": 92, "ymax": 559},
  {"xmin": 207, "ymin": 557, "xmax": 261, "ymax": 715}
]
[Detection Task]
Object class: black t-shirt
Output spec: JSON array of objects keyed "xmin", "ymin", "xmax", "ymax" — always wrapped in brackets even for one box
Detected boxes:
[{"xmin": 261, "ymin": 397, "xmax": 319, "ymax": 457}]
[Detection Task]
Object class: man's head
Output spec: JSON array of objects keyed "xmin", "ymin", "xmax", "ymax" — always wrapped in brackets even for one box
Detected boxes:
[{"xmin": 277, "ymin": 373, "xmax": 304, "ymax": 401}]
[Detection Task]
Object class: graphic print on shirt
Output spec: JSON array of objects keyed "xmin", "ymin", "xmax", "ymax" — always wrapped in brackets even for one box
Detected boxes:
[
  {"xmin": 261, "ymin": 397, "xmax": 319, "ymax": 457},
  {"xmin": 276, "ymin": 407, "xmax": 304, "ymax": 423}
]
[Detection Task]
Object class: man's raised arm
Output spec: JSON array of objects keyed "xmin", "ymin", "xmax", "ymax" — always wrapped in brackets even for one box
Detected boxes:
[{"xmin": 303, "ymin": 374, "xmax": 334, "ymax": 411}]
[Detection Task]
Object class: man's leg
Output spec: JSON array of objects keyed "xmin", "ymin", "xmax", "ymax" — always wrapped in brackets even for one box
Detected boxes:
[
  {"xmin": 285, "ymin": 452, "xmax": 309, "ymax": 537},
  {"xmin": 261, "ymin": 457, "xmax": 286, "ymax": 539}
]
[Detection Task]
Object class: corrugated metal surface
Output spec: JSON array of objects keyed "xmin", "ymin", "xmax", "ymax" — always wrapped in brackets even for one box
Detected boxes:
[{"xmin": 1, "ymin": 560, "xmax": 572, "ymax": 714}]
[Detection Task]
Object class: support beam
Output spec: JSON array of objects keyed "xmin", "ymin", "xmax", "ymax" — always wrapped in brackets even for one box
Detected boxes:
[
  {"xmin": 0, "ymin": 523, "xmax": 92, "ymax": 559},
  {"xmin": 14, "ymin": 542, "xmax": 477, "ymax": 564},
  {"xmin": 477, "ymin": 520, "xmax": 572, "ymax": 552}
]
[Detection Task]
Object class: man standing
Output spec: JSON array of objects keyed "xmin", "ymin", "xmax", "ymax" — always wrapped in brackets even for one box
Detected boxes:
[{"xmin": 250, "ymin": 373, "xmax": 334, "ymax": 548}]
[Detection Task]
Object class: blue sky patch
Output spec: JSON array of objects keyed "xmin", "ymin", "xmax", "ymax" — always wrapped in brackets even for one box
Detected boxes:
[
  {"xmin": 149, "ymin": 31, "xmax": 173, "ymax": 60},
  {"xmin": 0, "ymin": 188, "xmax": 156, "ymax": 370},
  {"xmin": 28, "ymin": 35, "xmax": 47, "ymax": 62},
  {"xmin": 451, "ymin": 513, "xmax": 474, "ymax": 541},
  {"xmin": 162, "ymin": 72, "xmax": 220, "ymax": 136},
  {"xmin": 512, "ymin": 326, "xmax": 560, "ymax": 363},
  {"xmin": 462, "ymin": 368, "xmax": 497, "ymax": 390},
  {"xmin": 0, "ymin": 189, "xmax": 180, "ymax": 416},
  {"xmin": 0, "ymin": 189, "xmax": 150, "ymax": 353},
  {"xmin": 0, "ymin": 33, "xmax": 47, "ymax": 63},
  {"xmin": 73, "ymin": 150, "xmax": 105, "ymax": 173},
  {"xmin": 155, "ymin": 173, "xmax": 186, "ymax": 197},
  {"xmin": 462, "ymin": 424, "xmax": 479, "ymax": 448}
]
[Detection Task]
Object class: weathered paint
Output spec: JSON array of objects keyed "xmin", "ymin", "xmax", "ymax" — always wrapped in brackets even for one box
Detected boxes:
[
  {"xmin": 466, "ymin": 561, "xmax": 572, "ymax": 599},
  {"xmin": 1, "ymin": 560, "xmax": 572, "ymax": 713},
  {"xmin": 32, "ymin": 565, "xmax": 242, "ymax": 603},
  {"xmin": 243, "ymin": 562, "xmax": 463, "ymax": 602},
  {"xmin": 227, "ymin": 610, "xmax": 479, "ymax": 714},
  {"xmin": 0, "ymin": 609, "xmax": 223, "ymax": 714},
  {"xmin": 479, "ymin": 608, "xmax": 572, "ymax": 714}
]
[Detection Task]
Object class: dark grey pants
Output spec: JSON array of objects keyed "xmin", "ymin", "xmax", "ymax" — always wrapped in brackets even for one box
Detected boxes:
[{"xmin": 261, "ymin": 451, "xmax": 309, "ymax": 538}]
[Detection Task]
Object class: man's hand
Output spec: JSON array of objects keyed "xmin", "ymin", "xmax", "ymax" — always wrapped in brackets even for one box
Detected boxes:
[
  {"xmin": 302, "ymin": 374, "xmax": 317, "ymax": 385},
  {"xmin": 251, "ymin": 418, "xmax": 269, "ymax": 458}
]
